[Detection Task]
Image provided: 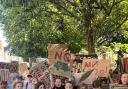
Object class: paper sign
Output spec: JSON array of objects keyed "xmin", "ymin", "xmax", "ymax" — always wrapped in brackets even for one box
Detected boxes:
[
  {"xmin": 109, "ymin": 84, "xmax": 128, "ymax": 89},
  {"xmin": 51, "ymin": 61, "xmax": 71, "ymax": 78}
]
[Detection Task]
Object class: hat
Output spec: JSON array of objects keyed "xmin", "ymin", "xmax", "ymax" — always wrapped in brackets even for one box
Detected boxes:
[{"xmin": 16, "ymin": 75, "xmax": 23, "ymax": 80}]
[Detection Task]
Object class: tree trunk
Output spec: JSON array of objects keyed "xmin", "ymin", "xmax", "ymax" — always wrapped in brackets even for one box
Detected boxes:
[{"xmin": 83, "ymin": 8, "xmax": 95, "ymax": 54}]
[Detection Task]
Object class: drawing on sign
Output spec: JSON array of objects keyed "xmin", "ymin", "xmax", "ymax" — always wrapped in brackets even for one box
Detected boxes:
[
  {"xmin": 51, "ymin": 60, "xmax": 71, "ymax": 78},
  {"xmin": 54, "ymin": 61, "xmax": 70, "ymax": 72}
]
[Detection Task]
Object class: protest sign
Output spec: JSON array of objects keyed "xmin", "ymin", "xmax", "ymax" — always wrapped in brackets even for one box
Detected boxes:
[
  {"xmin": 48, "ymin": 44, "xmax": 74, "ymax": 63},
  {"xmin": 0, "ymin": 69, "xmax": 10, "ymax": 81},
  {"xmin": 19, "ymin": 63, "xmax": 28, "ymax": 74},
  {"xmin": 31, "ymin": 61, "xmax": 50, "ymax": 83},
  {"xmin": 95, "ymin": 60, "xmax": 111, "ymax": 77},
  {"xmin": 81, "ymin": 59, "xmax": 111, "ymax": 84},
  {"xmin": 82, "ymin": 59, "xmax": 110, "ymax": 77},
  {"xmin": 109, "ymin": 84, "xmax": 128, "ymax": 89},
  {"xmin": 0, "ymin": 61, "xmax": 18, "ymax": 73},
  {"xmin": 51, "ymin": 60, "xmax": 71, "ymax": 78}
]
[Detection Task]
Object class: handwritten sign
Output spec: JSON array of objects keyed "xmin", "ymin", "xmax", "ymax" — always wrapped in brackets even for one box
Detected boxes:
[
  {"xmin": 0, "ymin": 69, "xmax": 10, "ymax": 81},
  {"xmin": 109, "ymin": 84, "xmax": 128, "ymax": 89},
  {"xmin": 95, "ymin": 60, "xmax": 110, "ymax": 77},
  {"xmin": 31, "ymin": 61, "xmax": 50, "ymax": 84},
  {"xmin": 82, "ymin": 59, "xmax": 110, "ymax": 77},
  {"xmin": 51, "ymin": 61, "xmax": 71, "ymax": 78},
  {"xmin": 48, "ymin": 44, "xmax": 74, "ymax": 63},
  {"xmin": 0, "ymin": 61, "xmax": 18, "ymax": 73},
  {"xmin": 82, "ymin": 59, "xmax": 111, "ymax": 84}
]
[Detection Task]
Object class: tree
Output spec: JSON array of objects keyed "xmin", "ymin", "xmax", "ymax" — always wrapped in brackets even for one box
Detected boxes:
[
  {"xmin": 0, "ymin": 0, "xmax": 128, "ymax": 60},
  {"xmin": 0, "ymin": 0, "xmax": 85, "ymax": 59},
  {"xmin": 46, "ymin": 0, "xmax": 128, "ymax": 53}
]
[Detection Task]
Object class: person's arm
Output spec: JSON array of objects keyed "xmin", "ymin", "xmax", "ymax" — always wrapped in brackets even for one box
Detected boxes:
[
  {"xmin": 108, "ymin": 74, "xmax": 113, "ymax": 84},
  {"xmin": 49, "ymin": 65, "xmax": 54, "ymax": 89}
]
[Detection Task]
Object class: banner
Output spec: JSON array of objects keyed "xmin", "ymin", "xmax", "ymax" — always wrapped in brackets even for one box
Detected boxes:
[
  {"xmin": 109, "ymin": 84, "xmax": 128, "ymax": 89},
  {"xmin": 0, "ymin": 61, "xmax": 19, "ymax": 73},
  {"xmin": 51, "ymin": 61, "xmax": 71, "ymax": 78},
  {"xmin": 0, "ymin": 69, "xmax": 10, "ymax": 81}
]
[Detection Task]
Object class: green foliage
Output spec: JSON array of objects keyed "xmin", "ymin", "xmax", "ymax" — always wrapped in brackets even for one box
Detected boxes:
[
  {"xmin": 0, "ymin": 0, "xmax": 128, "ymax": 60},
  {"xmin": 110, "ymin": 42, "xmax": 128, "ymax": 54}
]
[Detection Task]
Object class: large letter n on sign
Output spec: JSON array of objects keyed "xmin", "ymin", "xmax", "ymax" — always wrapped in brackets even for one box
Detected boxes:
[
  {"xmin": 84, "ymin": 62, "xmax": 92, "ymax": 68},
  {"xmin": 55, "ymin": 52, "xmax": 62, "ymax": 60}
]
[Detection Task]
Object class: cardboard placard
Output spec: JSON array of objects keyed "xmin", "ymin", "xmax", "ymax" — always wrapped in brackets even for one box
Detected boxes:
[
  {"xmin": 51, "ymin": 61, "xmax": 71, "ymax": 78},
  {"xmin": 95, "ymin": 60, "xmax": 111, "ymax": 77},
  {"xmin": 82, "ymin": 59, "xmax": 111, "ymax": 84},
  {"xmin": 48, "ymin": 44, "xmax": 74, "ymax": 63},
  {"xmin": 109, "ymin": 84, "xmax": 128, "ymax": 89},
  {"xmin": 82, "ymin": 59, "xmax": 110, "ymax": 77}
]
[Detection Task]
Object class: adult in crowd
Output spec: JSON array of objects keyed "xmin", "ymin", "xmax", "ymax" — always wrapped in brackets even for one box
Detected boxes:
[
  {"xmin": 13, "ymin": 81, "xmax": 24, "ymax": 89},
  {"xmin": 0, "ymin": 81, "xmax": 7, "ymax": 89},
  {"xmin": 53, "ymin": 78, "xmax": 65, "ymax": 89},
  {"xmin": 15, "ymin": 75, "xmax": 24, "ymax": 82},
  {"xmin": 92, "ymin": 80, "xmax": 102, "ymax": 89},
  {"xmin": 35, "ymin": 82, "xmax": 46, "ymax": 89},
  {"xmin": 79, "ymin": 83, "xmax": 88, "ymax": 89},
  {"xmin": 32, "ymin": 77, "xmax": 38, "ymax": 89},
  {"xmin": 24, "ymin": 74, "xmax": 33, "ymax": 89},
  {"xmin": 65, "ymin": 81, "xmax": 73, "ymax": 89},
  {"xmin": 119, "ymin": 72, "xmax": 128, "ymax": 85}
]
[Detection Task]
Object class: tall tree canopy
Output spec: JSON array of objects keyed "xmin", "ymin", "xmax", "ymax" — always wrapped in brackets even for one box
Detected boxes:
[{"xmin": 0, "ymin": 0, "xmax": 128, "ymax": 59}]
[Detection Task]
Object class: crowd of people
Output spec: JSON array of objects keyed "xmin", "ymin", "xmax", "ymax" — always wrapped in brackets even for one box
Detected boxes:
[{"xmin": 0, "ymin": 70, "xmax": 127, "ymax": 89}]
